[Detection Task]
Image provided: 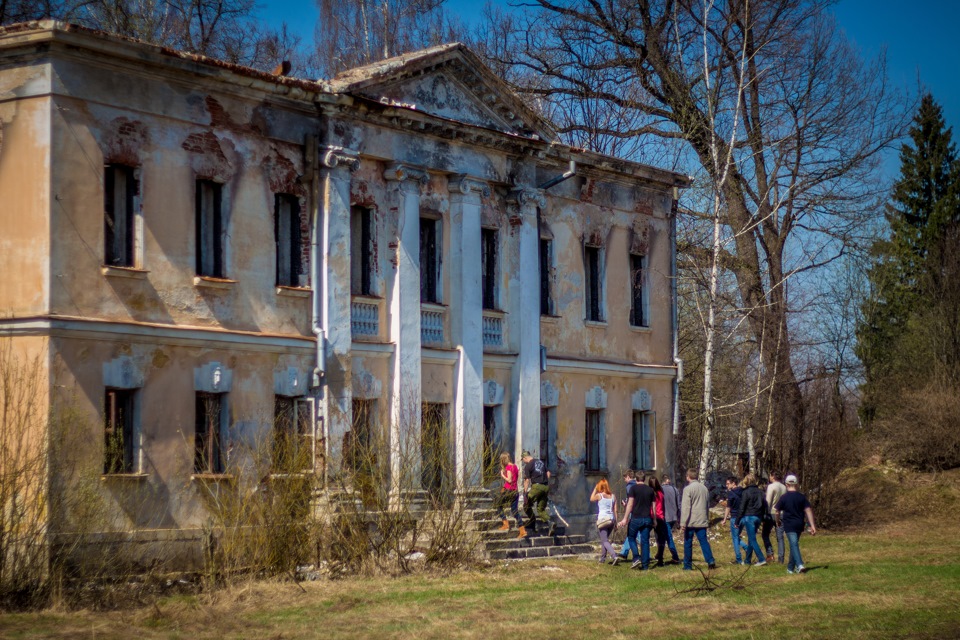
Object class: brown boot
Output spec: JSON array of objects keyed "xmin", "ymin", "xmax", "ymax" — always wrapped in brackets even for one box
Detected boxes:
[
  {"xmin": 498, "ymin": 519, "xmax": 510, "ymax": 531},
  {"xmin": 517, "ymin": 526, "xmax": 527, "ymax": 539}
]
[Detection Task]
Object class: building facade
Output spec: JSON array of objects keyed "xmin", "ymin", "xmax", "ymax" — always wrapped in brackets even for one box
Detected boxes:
[{"xmin": 0, "ymin": 22, "xmax": 688, "ymax": 559}]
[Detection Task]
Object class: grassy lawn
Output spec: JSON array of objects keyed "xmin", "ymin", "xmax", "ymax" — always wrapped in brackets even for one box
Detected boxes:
[{"xmin": 2, "ymin": 519, "xmax": 958, "ymax": 640}]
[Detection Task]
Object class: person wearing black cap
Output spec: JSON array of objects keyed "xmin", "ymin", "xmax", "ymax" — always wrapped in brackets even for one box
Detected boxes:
[{"xmin": 520, "ymin": 450, "xmax": 553, "ymax": 538}]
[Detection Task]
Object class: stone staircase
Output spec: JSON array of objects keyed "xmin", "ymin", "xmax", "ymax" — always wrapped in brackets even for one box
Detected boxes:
[{"xmin": 467, "ymin": 508, "xmax": 594, "ymax": 561}]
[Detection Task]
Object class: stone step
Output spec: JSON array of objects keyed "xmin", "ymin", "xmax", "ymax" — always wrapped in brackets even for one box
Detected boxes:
[
  {"xmin": 483, "ymin": 535, "xmax": 587, "ymax": 551},
  {"xmin": 488, "ymin": 544, "xmax": 594, "ymax": 561}
]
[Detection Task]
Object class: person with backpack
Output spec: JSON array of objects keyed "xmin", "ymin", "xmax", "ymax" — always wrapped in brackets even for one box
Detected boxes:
[{"xmin": 520, "ymin": 450, "xmax": 553, "ymax": 538}]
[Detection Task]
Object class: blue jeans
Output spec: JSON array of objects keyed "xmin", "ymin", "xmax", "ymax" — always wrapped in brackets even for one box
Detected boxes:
[
  {"xmin": 626, "ymin": 517, "xmax": 653, "ymax": 568},
  {"xmin": 763, "ymin": 518, "xmax": 785, "ymax": 562},
  {"xmin": 741, "ymin": 515, "xmax": 766, "ymax": 563},
  {"xmin": 729, "ymin": 519, "xmax": 743, "ymax": 563},
  {"xmin": 664, "ymin": 520, "xmax": 680, "ymax": 561},
  {"xmin": 683, "ymin": 527, "xmax": 715, "ymax": 570},
  {"xmin": 786, "ymin": 531, "xmax": 804, "ymax": 571}
]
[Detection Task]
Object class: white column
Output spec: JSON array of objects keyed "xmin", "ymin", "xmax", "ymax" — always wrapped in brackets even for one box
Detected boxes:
[
  {"xmin": 448, "ymin": 176, "xmax": 489, "ymax": 490},
  {"xmin": 508, "ymin": 188, "xmax": 546, "ymax": 463},
  {"xmin": 320, "ymin": 147, "xmax": 359, "ymax": 481},
  {"xmin": 384, "ymin": 164, "xmax": 428, "ymax": 493}
]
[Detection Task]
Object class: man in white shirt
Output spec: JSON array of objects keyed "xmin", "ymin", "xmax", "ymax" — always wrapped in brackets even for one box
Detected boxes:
[{"xmin": 763, "ymin": 471, "xmax": 787, "ymax": 563}]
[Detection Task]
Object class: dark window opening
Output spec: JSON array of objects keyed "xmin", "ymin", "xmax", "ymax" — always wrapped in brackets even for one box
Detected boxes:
[
  {"xmin": 104, "ymin": 389, "xmax": 135, "ymax": 474},
  {"xmin": 421, "ymin": 402, "xmax": 448, "ymax": 498},
  {"xmin": 630, "ymin": 254, "xmax": 646, "ymax": 327},
  {"xmin": 481, "ymin": 228, "xmax": 498, "ymax": 310},
  {"xmin": 351, "ymin": 206, "xmax": 375, "ymax": 296},
  {"xmin": 585, "ymin": 409, "xmax": 603, "ymax": 472},
  {"xmin": 195, "ymin": 392, "xmax": 224, "ymax": 474},
  {"xmin": 540, "ymin": 238, "xmax": 553, "ymax": 315},
  {"xmin": 540, "ymin": 407, "xmax": 552, "ymax": 468},
  {"xmin": 104, "ymin": 164, "xmax": 137, "ymax": 267},
  {"xmin": 275, "ymin": 194, "xmax": 303, "ymax": 287},
  {"xmin": 195, "ymin": 180, "xmax": 224, "ymax": 278},
  {"xmin": 274, "ymin": 396, "xmax": 313, "ymax": 472},
  {"xmin": 632, "ymin": 411, "xmax": 654, "ymax": 471},
  {"xmin": 584, "ymin": 245, "xmax": 602, "ymax": 321},
  {"xmin": 420, "ymin": 218, "xmax": 440, "ymax": 303},
  {"xmin": 483, "ymin": 405, "xmax": 498, "ymax": 480}
]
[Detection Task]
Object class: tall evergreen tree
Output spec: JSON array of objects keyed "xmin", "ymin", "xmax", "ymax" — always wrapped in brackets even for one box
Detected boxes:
[{"xmin": 857, "ymin": 93, "xmax": 960, "ymax": 416}]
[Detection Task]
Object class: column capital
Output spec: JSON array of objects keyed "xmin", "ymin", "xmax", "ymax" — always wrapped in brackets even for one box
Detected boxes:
[
  {"xmin": 321, "ymin": 146, "xmax": 360, "ymax": 171},
  {"xmin": 448, "ymin": 175, "xmax": 491, "ymax": 198},
  {"xmin": 507, "ymin": 186, "xmax": 546, "ymax": 209},
  {"xmin": 384, "ymin": 163, "xmax": 429, "ymax": 187}
]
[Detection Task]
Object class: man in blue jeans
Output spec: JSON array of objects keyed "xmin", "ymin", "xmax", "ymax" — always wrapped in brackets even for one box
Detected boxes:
[
  {"xmin": 660, "ymin": 474, "xmax": 682, "ymax": 564},
  {"xmin": 680, "ymin": 468, "xmax": 716, "ymax": 570},
  {"xmin": 721, "ymin": 476, "xmax": 744, "ymax": 564},
  {"xmin": 617, "ymin": 472, "xmax": 657, "ymax": 570},
  {"xmin": 775, "ymin": 474, "xmax": 817, "ymax": 574},
  {"xmin": 616, "ymin": 470, "xmax": 638, "ymax": 560}
]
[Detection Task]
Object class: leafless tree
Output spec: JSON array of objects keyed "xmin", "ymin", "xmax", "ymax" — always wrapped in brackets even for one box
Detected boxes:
[{"xmin": 484, "ymin": 0, "xmax": 907, "ymax": 478}]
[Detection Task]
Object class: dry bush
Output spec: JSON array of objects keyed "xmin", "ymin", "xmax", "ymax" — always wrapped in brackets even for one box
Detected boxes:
[{"xmin": 873, "ymin": 386, "xmax": 960, "ymax": 471}]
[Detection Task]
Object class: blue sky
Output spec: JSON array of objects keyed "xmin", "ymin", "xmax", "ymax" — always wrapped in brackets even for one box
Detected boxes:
[{"xmin": 262, "ymin": 0, "xmax": 960, "ymax": 133}]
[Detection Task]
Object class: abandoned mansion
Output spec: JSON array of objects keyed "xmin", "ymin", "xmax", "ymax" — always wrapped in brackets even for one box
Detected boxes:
[{"xmin": 0, "ymin": 22, "xmax": 690, "ymax": 561}]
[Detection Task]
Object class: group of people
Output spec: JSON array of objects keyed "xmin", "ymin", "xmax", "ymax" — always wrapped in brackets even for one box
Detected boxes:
[{"xmin": 494, "ymin": 453, "xmax": 816, "ymax": 575}]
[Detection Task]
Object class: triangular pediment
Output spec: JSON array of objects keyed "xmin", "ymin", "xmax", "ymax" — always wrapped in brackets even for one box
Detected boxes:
[{"xmin": 326, "ymin": 43, "xmax": 557, "ymax": 142}]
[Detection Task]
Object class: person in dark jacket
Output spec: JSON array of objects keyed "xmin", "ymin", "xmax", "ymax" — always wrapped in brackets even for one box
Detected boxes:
[
  {"xmin": 660, "ymin": 474, "xmax": 682, "ymax": 564},
  {"xmin": 721, "ymin": 476, "xmax": 745, "ymax": 564},
  {"xmin": 738, "ymin": 473, "xmax": 768, "ymax": 566}
]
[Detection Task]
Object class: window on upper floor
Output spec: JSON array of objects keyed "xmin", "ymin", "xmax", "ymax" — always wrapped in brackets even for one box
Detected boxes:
[
  {"xmin": 540, "ymin": 237, "xmax": 554, "ymax": 315},
  {"xmin": 195, "ymin": 179, "xmax": 224, "ymax": 278},
  {"xmin": 584, "ymin": 245, "xmax": 604, "ymax": 322},
  {"xmin": 275, "ymin": 194, "xmax": 304, "ymax": 287},
  {"xmin": 630, "ymin": 253, "xmax": 647, "ymax": 327},
  {"xmin": 104, "ymin": 164, "xmax": 139, "ymax": 268},
  {"xmin": 104, "ymin": 388, "xmax": 137, "ymax": 474},
  {"xmin": 273, "ymin": 395, "xmax": 315, "ymax": 472},
  {"xmin": 351, "ymin": 206, "xmax": 375, "ymax": 296},
  {"xmin": 195, "ymin": 391, "xmax": 225, "ymax": 474},
  {"xmin": 481, "ymin": 228, "xmax": 498, "ymax": 310},
  {"xmin": 420, "ymin": 217, "xmax": 441, "ymax": 303}
]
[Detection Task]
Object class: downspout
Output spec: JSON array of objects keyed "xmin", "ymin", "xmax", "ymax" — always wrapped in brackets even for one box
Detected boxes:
[
  {"xmin": 307, "ymin": 133, "xmax": 326, "ymax": 388},
  {"xmin": 537, "ymin": 160, "xmax": 576, "ymax": 191},
  {"xmin": 671, "ymin": 187, "xmax": 682, "ymax": 436}
]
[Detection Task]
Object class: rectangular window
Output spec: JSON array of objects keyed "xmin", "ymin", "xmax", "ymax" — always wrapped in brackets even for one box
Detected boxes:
[
  {"xmin": 481, "ymin": 228, "xmax": 498, "ymax": 310},
  {"xmin": 632, "ymin": 411, "xmax": 655, "ymax": 470},
  {"xmin": 585, "ymin": 409, "xmax": 603, "ymax": 472},
  {"xmin": 630, "ymin": 254, "xmax": 646, "ymax": 327},
  {"xmin": 420, "ymin": 217, "xmax": 440, "ymax": 303},
  {"xmin": 421, "ymin": 402, "xmax": 448, "ymax": 496},
  {"xmin": 104, "ymin": 164, "xmax": 137, "ymax": 267},
  {"xmin": 349, "ymin": 398, "xmax": 376, "ymax": 473},
  {"xmin": 539, "ymin": 407, "xmax": 552, "ymax": 468},
  {"xmin": 195, "ymin": 179, "xmax": 224, "ymax": 278},
  {"xmin": 584, "ymin": 245, "xmax": 602, "ymax": 322},
  {"xmin": 274, "ymin": 396, "xmax": 314, "ymax": 472},
  {"xmin": 104, "ymin": 389, "xmax": 135, "ymax": 474},
  {"xmin": 275, "ymin": 194, "xmax": 303, "ymax": 287},
  {"xmin": 540, "ymin": 238, "xmax": 553, "ymax": 315},
  {"xmin": 195, "ymin": 392, "xmax": 225, "ymax": 474},
  {"xmin": 351, "ymin": 206, "xmax": 375, "ymax": 296},
  {"xmin": 483, "ymin": 405, "xmax": 498, "ymax": 479}
]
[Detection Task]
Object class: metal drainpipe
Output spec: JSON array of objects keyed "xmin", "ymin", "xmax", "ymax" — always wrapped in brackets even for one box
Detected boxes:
[
  {"xmin": 307, "ymin": 133, "xmax": 326, "ymax": 388},
  {"xmin": 671, "ymin": 188, "xmax": 682, "ymax": 436}
]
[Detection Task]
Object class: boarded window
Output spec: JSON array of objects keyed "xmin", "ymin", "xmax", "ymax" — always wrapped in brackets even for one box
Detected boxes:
[
  {"xmin": 351, "ymin": 206, "xmax": 375, "ymax": 295},
  {"xmin": 274, "ymin": 396, "xmax": 314, "ymax": 472},
  {"xmin": 195, "ymin": 180, "xmax": 224, "ymax": 277},
  {"xmin": 104, "ymin": 388, "xmax": 135, "ymax": 474},
  {"xmin": 584, "ymin": 245, "xmax": 602, "ymax": 322},
  {"xmin": 540, "ymin": 238, "xmax": 553, "ymax": 315},
  {"xmin": 585, "ymin": 409, "xmax": 603, "ymax": 472},
  {"xmin": 275, "ymin": 194, "xmax": 303, "ymax": 287},
  {"xmin": 481, "ymin": 228, "xmax": 498, "ymax": 309},
  {"xmin": 632, "ymin": 411, "xmax": 655, "ymax": 470},
  {"xmin": 104, "ymin": 164, "xmax": 137, "ymax": 267},
  {"xmin": 419, "ymin": 218, "xmax": 440, "ymax": 303},
  {"xmin": 195, "ymin": 392, "xmax": 224, "ymax": 473},
  {"xmin": 630, "ymin": 254, "xmax": 646, "ymax": 327}
]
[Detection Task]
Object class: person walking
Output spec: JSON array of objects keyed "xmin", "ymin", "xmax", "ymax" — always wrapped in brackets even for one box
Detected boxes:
[
  {"xmin": 495, "ymin": 453, "xmax": 520, "ymax": 532},
  {"xmin": 617, "ymin": 470, "xmax": 637, "ymax": 560},
  {"xmin": 591, "ymin": 479, "xmax": 619, "ymax": 564},
  {"xmin": 763, "ymin": 471, "xmax": 787, "ymax": 563},
  {"xmin": 680, "ymin": 469, "xmax": 716, "ymax": 571},
  {"xmin": 738, "ymin": 473, "xmax": 768, "ymax": 566},
  {"xmin": 775, "ymin": 474, "xmax": 817, "ymax": 574},
  {"xmin": 660, "ymin": 474, "xmax": 682, "ymax": 564},
  {"xmin": 520, "ymin": 450, "xmax": 553, "ymax": 538},
  {"xmin": 720, "ymin": 476, "xmax": 745, "ymax": 565},
  {"xmin": 647, "ymin": 475, "xmax": 669, "ymax": 567},
  {"xmin": 617, "ymin": 471, "xmax": 656, "ymax": 570}
]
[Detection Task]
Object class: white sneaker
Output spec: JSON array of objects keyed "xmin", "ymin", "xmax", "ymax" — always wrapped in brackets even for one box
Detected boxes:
[{"xmin": 796, "ymin": 564, "xmax": 805, "ymax": 573}]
